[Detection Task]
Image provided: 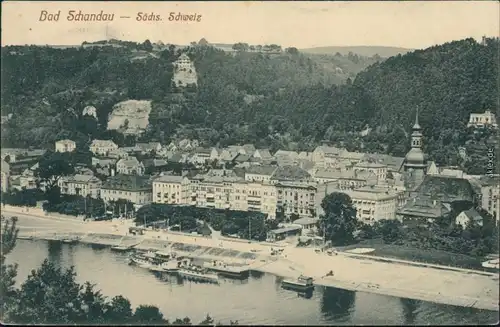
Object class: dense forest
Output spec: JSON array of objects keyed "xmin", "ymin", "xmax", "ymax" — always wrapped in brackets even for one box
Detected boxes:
[{"xmin": 1, "ymin": 37, "xmax": 498, "ymax": 171}]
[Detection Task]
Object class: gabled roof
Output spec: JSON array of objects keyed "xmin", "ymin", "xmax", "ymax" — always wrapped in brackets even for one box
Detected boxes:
[
  {"xmin": 460, "ymin": 208, "xmax": 483, "ymax": 222},
  {"xmin": 255, "ymin": 149, "xmax": 272, "ymax": 159},
  {"xmin": 102, "ymin": 174, "xmax": 151, "ymax": 191},
  {"xmin": 271, "ymin": 165, "xmax": 311, "ymax": 181},
  {"xmin": 117, "ymin": 157, "xmax": 141, "ymax": 167},
  {"xmin": 91, "ymin": 139, "xmax": 117, "ymax": 147},
  {"xmin": 415, "ymin": 175, "xmax": 476, "ymax": 203},
  {"xmin": 397, "ymin": 197, "xmax": 451, "ymax": 219},
  {"xmin": 245, "ymin": 165, "xmax": 277, "ymax": 176},
  {"xmin": 234, "ymin": 153, "xmax": 251, "ymax": 163}
]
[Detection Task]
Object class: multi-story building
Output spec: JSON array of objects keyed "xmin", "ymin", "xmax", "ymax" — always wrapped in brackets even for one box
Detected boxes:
[
  {"xmin": 89, "ymin": 139, "xmax": 119, "ymax": 156},
  {"xmin": 353, "ymin": 162, "xmax": 388, "ymax": 181},
  {"xmin": 153, "ymin": 175, "xmax": 191, "ymax": 205},
  {"xmin": 275, "ymin": 181, "xmax": 317, "ymax": 218},
  {"xmin": 55, "ymin": 139, "xmax": 76, "ymax": 153},
  {"xmin": 232, "ymin": 181, "xmax": 277, "ymax": 218},
  {"xmin": 313, "ymin": 168, "xmax": 377, "ymax": 190},
  {"xmin": 467, "ymin": 110, "xmax": 498, "ymax": 128},
  {"xmin": 475, "ymin": 176, "xmax": 500, "ymax": 222},
  {"xmin": 190, "ymin": 175, "xmax": 241, "ymax": 209},
  {"xmin": 311, "ymin": 145, "xmax": 344, "ymax": 168},
  {"xmin": 1, "ymin": 160, "xmax": 10, "ymax": 193},
  {"xmin": 100, "ymin": 175, "xmax": 152, "ymax": 205},
  {"xmin": 58, "ymin": 174, "xmax": 102, "ymax": 198},
  {"xmin": 316, "ymin": 183, "xmax": 399, "ymax": 225},
  {"xmin": 116, "ymin": 157, "xmax": 145, "ymax": 176}
]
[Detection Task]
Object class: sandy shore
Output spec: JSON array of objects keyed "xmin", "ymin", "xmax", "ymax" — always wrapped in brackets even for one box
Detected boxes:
[{"xmin": 6, "ymin": 211, "xmax": 499, "ymax": 312}]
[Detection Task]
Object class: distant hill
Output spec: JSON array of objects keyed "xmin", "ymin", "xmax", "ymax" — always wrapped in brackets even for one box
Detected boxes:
[{"xmin": 300, "ymin": 46, "xmax": 414, "ymax": 58}]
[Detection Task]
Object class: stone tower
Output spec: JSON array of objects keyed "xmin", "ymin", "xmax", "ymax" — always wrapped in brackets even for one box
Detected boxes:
[{"xmin": 403, "ymin": 108, "xmax": 427, "ymax": 190}]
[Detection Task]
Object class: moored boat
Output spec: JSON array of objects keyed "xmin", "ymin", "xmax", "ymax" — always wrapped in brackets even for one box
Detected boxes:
[
  {"xmin": 178, "ymin": 267, "xmax": 219, "ymax": 283},
  {"xmin": 129, "ymin": 255, "xmax": 154, "ymax": 269},
  {"xmin": 17, "ymin": 235, "xmax": 34, "ymax": 240},
  {"xmin": 148, "ymin": 260, "xmax": 179, "ymax": 273},
  {"xmin": 281, "ymin": 275, "xmax": 315, "ymax": 292}
]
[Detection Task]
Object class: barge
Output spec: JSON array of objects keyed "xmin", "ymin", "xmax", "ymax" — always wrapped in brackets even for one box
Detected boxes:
[
  {"xmin": 281, "ymin": 275, "xmax": 315, "ymax": 292},
  {"xmin": 203, "ymin": 260, "xmax": 249, "ymax": 278}
]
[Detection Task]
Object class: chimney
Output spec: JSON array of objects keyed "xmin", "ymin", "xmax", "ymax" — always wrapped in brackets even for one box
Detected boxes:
[{"xmin": 433, "ymin": 200, "xmax": 437, "ymax": 206}]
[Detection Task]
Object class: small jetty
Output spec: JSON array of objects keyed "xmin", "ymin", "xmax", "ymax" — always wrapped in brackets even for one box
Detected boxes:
[{"xmin": 281, "ymin": 275, "xmax": 315, "ymax": 292}]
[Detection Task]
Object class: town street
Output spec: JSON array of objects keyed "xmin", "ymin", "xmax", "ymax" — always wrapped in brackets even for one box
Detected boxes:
[{"xmin": 4, "ymin": 211, "xmax": 499, "ymax": 311}]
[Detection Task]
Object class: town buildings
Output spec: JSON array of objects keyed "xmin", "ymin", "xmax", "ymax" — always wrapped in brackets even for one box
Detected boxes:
[
  {"xmin": 55, "ymin": 139, "xmax": 76, "ymax": 153},
  {"xmin": 116, "ymin": 157, "xmax": 145, "ymax": 176},
  {"xmin": 316, "ymin": 183, "xmax": 399, "ymax": 225},
  {"xmin": 58, "ymin": 174, "xmax": 102, "ymax": 198},
  {"xmin": 153, "ymin": 175, "xmax": 191, "ymax": 205},
  {"xmin": 100, "ymin": 175, "xmax": 152, "ymax": 205},
  {"xmin": 89, "ymin": 140, "xmax": 119, "ymax": 156}
]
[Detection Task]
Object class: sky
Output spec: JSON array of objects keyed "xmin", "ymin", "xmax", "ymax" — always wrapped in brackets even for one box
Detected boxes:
[{"xmin": 1, "ymin": 1, "xmax": 499, "ymax": 49}]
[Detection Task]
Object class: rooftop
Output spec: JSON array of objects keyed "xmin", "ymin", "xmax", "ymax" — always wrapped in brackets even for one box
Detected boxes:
[
  {"xmin": 293, "ymin": 217, "xmax": 319, "ymax": 226},
  {"xmin": 154, "ymin": 175, "xmax": 185, "ymax": 183},
  {"xmin": 101, "ymin": 174, "xmax": 152, "ymax": 191},
  {"xmin": 415, "ymin": 175, "xmax": 477, "ymax": 203},
  {"xmin": 271, "ymin": 165, "xmax": 311, "ymax": 181},
  {"xmin": 245, "ymin": 165, "xmax": 278, "ymax": 176}
]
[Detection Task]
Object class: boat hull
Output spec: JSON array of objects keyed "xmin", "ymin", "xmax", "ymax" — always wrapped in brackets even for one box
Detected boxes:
[
  {"xmin": 178, "ymin": 270, "xmax": 219, "ymax": 283},
  {"xmin": 281, "ymin": 282, "xmax": 315, "ymax": 292}
]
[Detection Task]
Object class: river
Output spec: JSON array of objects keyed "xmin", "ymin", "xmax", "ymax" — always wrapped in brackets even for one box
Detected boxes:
[{"xmin": 5, "ymin": 240, "xmax": 499, "ymax": 325}]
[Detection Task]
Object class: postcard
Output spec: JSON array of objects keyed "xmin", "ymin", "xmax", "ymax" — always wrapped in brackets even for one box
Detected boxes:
[{"xmin": 1, "ymin": 1, "xmax": 499, "ymax": 326}]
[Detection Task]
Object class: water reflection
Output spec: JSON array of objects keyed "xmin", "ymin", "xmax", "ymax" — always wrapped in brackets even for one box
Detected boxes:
[
  {"xmin": 320, "ymin": 286, "xmax": 356, "ymax": 320},
  {"xmin": 249, "ymin": 270, "xmax": 264, "ymax": 280},
  {"xmin": 47, "ymin": 240, "xmax": 62, "ymax": 266},
  {"xmin": 400, "ymin": 298, "xmax": 420, "ymax": 325}
]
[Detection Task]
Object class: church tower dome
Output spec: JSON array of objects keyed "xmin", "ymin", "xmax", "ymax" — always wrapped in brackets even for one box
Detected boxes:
[{"xmin": 403, "ymin": 107, "xmax": 427, "ymax": 190}]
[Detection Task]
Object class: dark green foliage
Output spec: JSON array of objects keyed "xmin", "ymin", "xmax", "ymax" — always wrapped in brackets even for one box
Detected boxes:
[
  {"xmin": 318, "ymin": 192, "xmax": 358, "ymax": 246},
  {"xmin": 136, "ymin": 204, "xmax": 269, "ymax": 240},
  {"xmin": 43, "ymin": 195, "xmax": 105, "ymax": 217},
  {"xmin": 1, "ymin": 189, "xmax": 45, "ymax": 207}
]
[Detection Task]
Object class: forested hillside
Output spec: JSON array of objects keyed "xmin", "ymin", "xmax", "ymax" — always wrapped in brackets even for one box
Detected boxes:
[{"xmin": 1, "ymin": 38, "xmax": 498, "ymax": 171}]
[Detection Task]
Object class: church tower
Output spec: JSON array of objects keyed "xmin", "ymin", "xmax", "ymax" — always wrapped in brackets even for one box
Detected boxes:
[{"xmin": 403, "ymin": 108, "xmax": 427, "ymax": 190}]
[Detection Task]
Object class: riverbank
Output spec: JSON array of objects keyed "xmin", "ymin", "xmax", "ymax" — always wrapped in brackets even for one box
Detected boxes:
[{"xmin": 6, "ymin": 211, "xmax": 499, "ymax": 312}]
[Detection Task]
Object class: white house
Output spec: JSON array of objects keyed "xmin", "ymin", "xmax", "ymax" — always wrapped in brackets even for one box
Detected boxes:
[
  {"xmin": 116, "ymin": 157, "xmax": 145, "ymax": 176},
  {"xmin": 455, "ymin": 209, "xmax": 484, "ymax": 229},
  {"xmin": 55, "ymin": 139, "xmax": 76, "ymax": 153},
  {"xmin": 467, "ymin": 110, "xmax": 498, "ymax": 128},
  {"xmin": 89, "ymin": 140, "xmax": 118, "ymax": 156}
]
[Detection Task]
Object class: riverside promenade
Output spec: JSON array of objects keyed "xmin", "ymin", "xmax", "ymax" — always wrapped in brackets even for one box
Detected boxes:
[{"xmin": 4, "ymin": 209, "xmax": 499, "ymax": 312}]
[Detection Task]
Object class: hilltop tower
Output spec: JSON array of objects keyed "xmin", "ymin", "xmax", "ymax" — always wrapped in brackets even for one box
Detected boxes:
[{"xmin": 403, "ymin": 108, "xmax": 427, "ymax": 190}]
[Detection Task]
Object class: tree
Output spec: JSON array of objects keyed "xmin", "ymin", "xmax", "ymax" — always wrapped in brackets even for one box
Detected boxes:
[
  {"xmin": 132, "ymin": 305, "xmax": 167, "ymax": 324},
  {"xmin": 290, "ymin": 213, "xmax": 300, "ymax": 222},
  {"xmin": 318, "ymin": 193, "xmax": 357, "ymax": 246},
  {"xmin": 377, "ymin": 219, "xmax": 404, "ymax": 244},
  {"xmin": 34, "ymin": 151, "xmax": 75, "ymax": 194},
  {"xmin": 141, "ymin": 39, "xmax": 153, "ymax": 52},
  {"xmin": 0, "ymin": 216, "xmax": 19, "ymax": 316}
]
